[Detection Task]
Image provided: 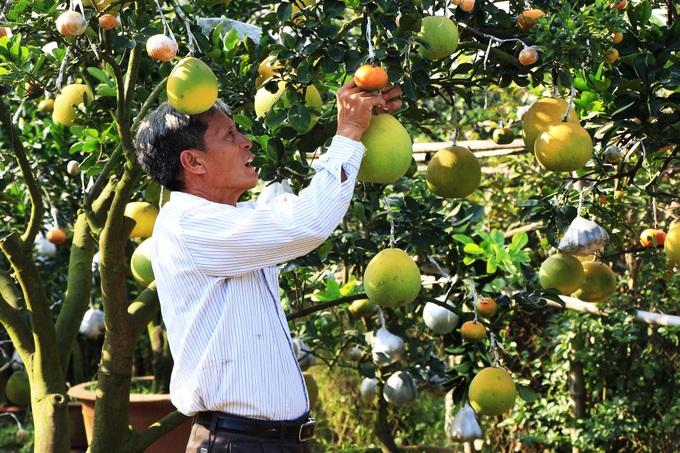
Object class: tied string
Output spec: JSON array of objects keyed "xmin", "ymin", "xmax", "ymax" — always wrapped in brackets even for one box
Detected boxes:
[
  {"xmin": 465, "ymin": 278, "xmax": 479, "ymax": 322},
  {"xmin": 382, "ymin": 195, "xmax": 396, "ymax": 248},
  {"xmin": 366, "ymin": 15, "xmax": 375, "ymax": 63},
  {"xmin": 153, "ymin": 0, "xmax": 176, "ymax": 44},
  {"xmin": 488, "ymin": 331, "xmax": 506, "ymax": 366}
]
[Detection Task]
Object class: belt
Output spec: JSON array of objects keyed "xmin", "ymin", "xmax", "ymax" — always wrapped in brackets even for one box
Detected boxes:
[{"xmin": 194, "ymin": 411, "xmax": 316, "ymax": 442}]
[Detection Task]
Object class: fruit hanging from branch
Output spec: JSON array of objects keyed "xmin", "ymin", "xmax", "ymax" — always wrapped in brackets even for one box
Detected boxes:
[
  {"xmin": 357, "ymin": 114, "xmax": 413, "ymax": 183},
  {"xmin": 426, "ymin": 146, "xmax": 481, "ymax": 198},
  {"xmin": 56, "ymin": 10, "xmax": 88, "ymax": 36},
  {"xmin": 363, "ymin": 248, "xmax": 421, "ymax": 309},
  {"xmin": 146, "ymin": 34, "xmax": 178, "ymax": 61},
  {"xmin": 353, "ymin": 64, "xmax": 389, "ymax": 91},
  {"xmin": 167, "ymin": 57, "xmax": 219, "ymax": 115}
]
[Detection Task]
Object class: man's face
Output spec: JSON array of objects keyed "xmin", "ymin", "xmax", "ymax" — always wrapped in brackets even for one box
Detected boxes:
[{"xmin": 197, "ymin": 110, "xmax": 257, "ymax": 203}]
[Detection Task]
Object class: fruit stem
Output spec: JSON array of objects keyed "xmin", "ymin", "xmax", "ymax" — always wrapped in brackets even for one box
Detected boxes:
[{"xmin": 561, "ymin": 85, "xmax": 577, "ymax": 122}]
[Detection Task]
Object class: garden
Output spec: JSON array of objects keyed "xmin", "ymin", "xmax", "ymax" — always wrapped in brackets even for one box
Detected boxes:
[{"xmin": 0, "ymin": 0, "xmax": 679, "ymax": 452}]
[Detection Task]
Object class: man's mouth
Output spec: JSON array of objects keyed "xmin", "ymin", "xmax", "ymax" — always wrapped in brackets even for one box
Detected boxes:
[{"xmin": 245, "ymin": 158, "xmax": 253, "ymax": 167}]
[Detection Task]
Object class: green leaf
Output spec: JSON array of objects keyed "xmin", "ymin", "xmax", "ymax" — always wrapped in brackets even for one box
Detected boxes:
[
  {"xmin": 463, "ymin": 243, "xmax": 484, "ymax": 255},
  {"xmin": 453, "ymin": 234, "xmax": 474, "ymax": 245}
]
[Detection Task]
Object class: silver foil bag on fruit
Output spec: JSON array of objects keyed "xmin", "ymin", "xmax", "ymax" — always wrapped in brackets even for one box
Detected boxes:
[{"xmin": 558, "ymin": 215, "xmax": 609, "ymax": 256}]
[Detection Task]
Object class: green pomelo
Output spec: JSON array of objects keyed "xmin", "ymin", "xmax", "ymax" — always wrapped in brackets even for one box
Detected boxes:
[
  {"xmin": 534, "ymin": 122, "xmax": 593, "ymax": 172},
  {"xmin": 468, "ymin": 367, "xmax": 517, "ymax": 416},
  {"xmin": 417, "ymin": 16, "xmax": 459, "ymax": 60},
  {"xmin": 573, "ymin": 261, "xmax": 617, "ymax": 303},
  {"xmin": 665, "ymin": 223, "xmax": 680, "ymax": 264},
  {"xmin": 5, "ymin": 370, "xmax": 30, "ymax": 406},
  {"xmin": 539, "ymin": 253, "xmax": 585, "ymax": 295},
  {"xmin": 254, "ymin": 81, "xmax": 322, "ymax": 132},
  {"xmin": 522, "ymin": 97, "xmax": 579, "ymax": 153},
  {"xmin": 364, "ymin": 248, "xmax": 421, "ymax": 308},
  {"xmin": 131, "ymin": 238, "xmax": 155, "ymax": 287},
  {"xmin": 358, "ymin": 114, "xmax": 413, "ymax": 184},
  {"xmin": 426, "ymin": 146, "xmax": 481, "ymax": 198},
  {"xmin": 52, "ymin": 84, "xmax": 94, "ymax": 127},
  {"xmin": 167, "ymin": 57, "xmax": 218, "ymax": 115},
  {"xmin": 303, "ymin": 372, "xmax": 318, "ymax": 408}
]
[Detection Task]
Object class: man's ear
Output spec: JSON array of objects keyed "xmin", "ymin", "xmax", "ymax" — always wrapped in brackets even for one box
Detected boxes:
[{"xmin": 179, "ymin": 150, "xmax": 207, "ymax": 175}]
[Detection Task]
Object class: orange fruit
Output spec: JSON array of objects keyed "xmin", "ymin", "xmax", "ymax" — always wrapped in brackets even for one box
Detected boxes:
[
  {"xmin": 604, "ymin": 47, "xmax": 619, "ymax": 64},
  {"xmin": 639, "ymin": 228, "xmax": 666, "ymax": 248},
  {"xmin": 612, "ymin": 31, "xmax": 623, "ymax": 44},
  {"xmin": 56, "ymin": 10, "xmax": 88, "ymax": 36},
  {"xmin": 46, "ymin": 228, "xmax": 67, "ymax": 245},
  {"xmin": 612, "ymin": 0, "xmax": 626, "ymax": 10},
  {"xmin": 99, "ymin": 14, "xmax": 121, "ymax": 30},
  {"xmin": 459, "ymin": 0, "xmax": 475, "ymax": 12},
  {"xmin": 573, "ymin": 261, "xmax": 617, "ymax": 303},
  {"xmin": 476, "ymin": 297, "xmax": 498, "ymax": 318},
  {"xmin": 0, "ymin": 27, "xmax": 8, "ymax": 38},
  {"xmin": 146, "ymin": 34, "xmax": 178, "ymax": 61},
  {"xmin": 518, "ymin": 46, "xmax": 539, "ymax": 65},
  {"xmin": 517, "ymin": 9, "xmax": 545, "ymax": 32},
  {"xmin": 354, "ymin": 64, "xmax": 389, "ymax": 91},
  {"xmin": 460, "ymin": 320, "xmax": 486, "ymax": 342}
]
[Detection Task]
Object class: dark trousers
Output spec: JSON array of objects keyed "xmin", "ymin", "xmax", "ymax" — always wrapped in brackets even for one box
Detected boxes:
[{"xmin": 185, "ymin": 421, "xmax": 308, "ymax": 453}]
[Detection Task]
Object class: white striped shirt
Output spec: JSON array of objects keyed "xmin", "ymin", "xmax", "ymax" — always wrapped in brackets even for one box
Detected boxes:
[{"xmin": 151, "ymin": 135, "xmax": 364, "ymax": 420}]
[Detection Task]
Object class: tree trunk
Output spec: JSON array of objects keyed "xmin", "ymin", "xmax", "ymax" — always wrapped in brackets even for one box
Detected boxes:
[
  {"xmin": 375, "ymin": 383, "xmax": 400, "ymax": 453},
  {"xmin": 569, "ymin": 329, "xmax": 586, "ymax": 453}
]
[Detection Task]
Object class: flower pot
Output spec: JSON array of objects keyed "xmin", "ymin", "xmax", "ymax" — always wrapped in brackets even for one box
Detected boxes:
[
  {"xmin": 67, "ymin": 377, "xmax": 192, "ymax": 453},
  {"xmin": 68, "ymin": 401, "xmax": 88, "ymax": 450}
]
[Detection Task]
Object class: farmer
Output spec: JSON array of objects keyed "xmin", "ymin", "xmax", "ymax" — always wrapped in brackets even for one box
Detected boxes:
[{"xmin": 135, "ymin": 78, "xmax": 402, "ymax": 452}]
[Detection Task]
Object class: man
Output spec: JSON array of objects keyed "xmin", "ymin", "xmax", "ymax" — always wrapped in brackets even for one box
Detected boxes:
[{"xmin": 135, "ymin": 78, "xmax": 402, "ymax": 452}]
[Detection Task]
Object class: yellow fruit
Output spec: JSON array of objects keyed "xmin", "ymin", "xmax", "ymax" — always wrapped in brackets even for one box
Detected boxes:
[
  {"xmin": 459, "ymin": 0, "xmax": 475, "ymax": 12},
  {"xmin": 254, "ymin": 81, "xmax": 322, "ymax": 132},
  {"xmin": 358, "ymin": 114, "xmax": 413, "ymax": 183},
  {"xmin": 426, "ymin": 146, "xmax": 481, "ymax": 198},
  {"xmin": 255, "ymin": 55, "xmax": 283, "ymax": 87},
  {"xmin": 5, "ymin": 370, "xmax": 30, "ymax": 406},
  {"xmin": 130, "ymin": 238, "xmax": 155, "ymax": 287},
  {"xmin": 539, "ymin": 253, "xmax": 585, "ymax": 295},
  {"xmin": 534, "ymin": 122, "xmax": 593, "ymax": 172},
  {"xmin": 348, "ymin": 298, "xmax": 377, "ymax": 318},
  {"xmin": 573, "ymin": 261, "xmax": 617, "ymax": 302},
  {"xmin": 612, "ymin": 31, "xmax": 623, "ymax": 44},
  {"xmin": 517, "ymin": 9, "xmax": 545, "ymax": 32},
  {"xmin": 417, "ymin": 16, "xmax": 459, "ymax": 60},
  {"xmin": 38, "ymin": 98, "xmax": 55, "ymax": 113},
  {"xmin": 52, "ymin": 84, "xmax": 94, "ymax": 127},
  {"xmin": 303, "ymin": 372, "xmax": 318, "ymax": 409},
  {"xmin": 492, "ymin": 127, "xmax": 515, "ymax": 144},
  {"xmin": 124, "ymin": 201, "xmax": 159, "ymax": 239},
  {"xmin": 363, "ymin": 248, "xmax": 421, "ymax": 309},
  {"xmin": 522, "ymin": 97, "xmax": 579, "ymax": 153},
  {"xmin": 460, "ymin": 320, "xmax": 486, "ymax": 342},
  {"xmin": 167, "ymin": 57, "xmax": 219, "ymax": 115},
  {"xmin": 665, "ymin": 223, "xmax": 680, "ymax": 264},
  {"xmin": 468, "ymin": 367, "xmax": 517, "ymax": 416}
]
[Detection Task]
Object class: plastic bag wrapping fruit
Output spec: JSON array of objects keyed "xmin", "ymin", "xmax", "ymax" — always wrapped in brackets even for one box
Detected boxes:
[
  {"xmin": 558, "ymin": 215, "xmax": 609, "ymax": 256},
  {"xmin": 257, "ymin": 179, "xmax": 293, "ymax": 204},
  {"xmin": 448, "ymin": 401, "xmax": 483, "ymax": 442}
]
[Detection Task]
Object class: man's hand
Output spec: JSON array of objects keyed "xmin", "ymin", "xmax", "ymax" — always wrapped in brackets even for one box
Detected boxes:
[{"xmin": 335, "ymin": 79, "xmax": 403, "ymax": 142}]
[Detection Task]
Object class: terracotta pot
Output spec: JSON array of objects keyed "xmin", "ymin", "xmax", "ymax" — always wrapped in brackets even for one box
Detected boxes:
[
  {"xmin": 67, "ymin": 377, "xmax": 192, "ymax": 453},
  {"xmin": 68, "ymin": 401, "xmax": 88, "ymax": 450}
]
